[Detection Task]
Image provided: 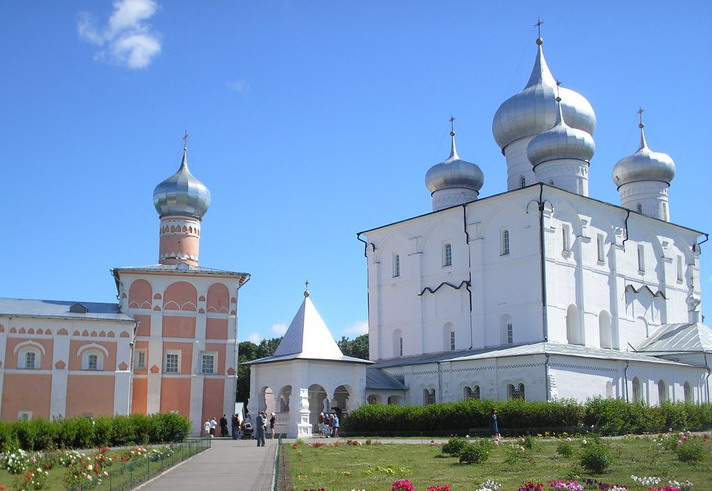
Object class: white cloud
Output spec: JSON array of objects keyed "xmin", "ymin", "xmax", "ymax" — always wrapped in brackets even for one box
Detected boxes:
[
  {"xmin": 342, "ymin": 320, "xmax": 368, "ymax": 336},
  {"xmin": 271, "ymin": 323, "xmax": 288, "ymax": 336},
  {"xmin": 78, "ymin": 0, "xmax": 161, "ymax": 69},
  {"xmin": 245, "ymin": 332, "xmax": 262, "ymax": 344},
  {"xmin": 226, "ymin": 79, "xmax": 250, "ymax": 92}
]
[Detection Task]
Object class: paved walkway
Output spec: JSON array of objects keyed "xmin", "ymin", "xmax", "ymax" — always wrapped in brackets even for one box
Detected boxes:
[{"xmin": 137, "ymin": 437, "xmax": 279, "ymax": 491}]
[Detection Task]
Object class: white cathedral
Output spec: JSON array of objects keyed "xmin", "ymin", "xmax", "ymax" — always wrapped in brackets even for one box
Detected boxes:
[{"xmin": 248, "ymin": 33, "xmax": 710, "ymax": 437}]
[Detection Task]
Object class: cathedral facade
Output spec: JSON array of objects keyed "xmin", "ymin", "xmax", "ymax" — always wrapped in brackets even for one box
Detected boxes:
[{"xmin": 358, "ymin": 35, "xmax": 710, "ymax": 407}]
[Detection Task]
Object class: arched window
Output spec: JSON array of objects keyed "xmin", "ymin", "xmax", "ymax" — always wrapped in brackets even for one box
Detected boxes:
[
  {"xmin": 507, "ymin": 383, "xmax": 525, "ymax": 400},
  {"xmin": 443, "ymin": 243, "xmax": 452, "ymax": 267},
  {"xmin": 501, "ymin": 230, "xmax": 510, "ymax": 255},
  {"xmin": 424, "ymin": 388, "xmax": 436, "ymax": 405},
  {"xmin": 658, "ymin": 380, "xmax": 668, "ymax": 403},
  {"xmin": 562, "ymin": 225, "xmax": 571, "ymax": 252},
  {"xmin": 393, "ymin": 254, "xmax": 400, "ymax": 277},
  {"xmin": 464, "ymin": 385, "xmax": 480, "ymax": 400},
  {"xmin": 632, "ymin": 377, "xmax": 642, "ymax": 402},
  {"xmin": 15, "ymin": 342, "xmax": 45, "ymax": 370},
  {"xmin": 367, "ymin": 394, "xmax": 382, "ymax": 404},
  {"xmin": 387, "ymin": 395, "xmax": 402, "ymax": 406},
  {"xmin": 683, "ymin": 382, "xmax": 692, "ymax": 402},
  {"xmin": 520, "ymin": 176, "xmax": 526, "ymax": 188},
  {"xmin": 78, "ymin": 344, "xmax": 109, "ymax": 371},
  {"xmin": 599, "ymin": 311, "xmax": 612, "ymax": 349},
  {"xmin": 566, "ymin": 305, "xmax": 583, "ymax": 345}
]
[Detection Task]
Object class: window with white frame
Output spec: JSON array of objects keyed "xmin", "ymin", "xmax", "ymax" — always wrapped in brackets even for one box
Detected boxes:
[
  {"xmin": 164, "ymin": 351, "xmax": 180, "ymax": 374},
  {"xmin": 393, "ymin": 254, "xmax": 400, "ymax": 277},
  {"xmin": 443, "ymin": 243, "xmax": 452, "ymax": 267},
  {"xmin": 519, "ymin": 176, "xmax": 526, "ymax": 188},
  {"xmin": 82, "ymin": 351, "xmax": 104, "ymax": 371},
  {"xmin": 501, "ymin": 230, "xmax": 510, "ymax": 256},
  {"xmin": 201, "ymin": 352, "xmax": 216, "ymax": 374},
  {"xmin": 637, "ymin": 245, "xmax": 645, "ymax": 272},
  {"xmin": 597, "ymin": 234, "xmax": 605, "ymax": 263},
  {"xmin": 17, "ymin": 411, "xmax": 32, "ymax": 421},
  {"xmin": 17, "ymin": 348, "xmax": 41, "ymax": 369},
  {"xmin": 135, "ymin": 349, "xmax": 147, "ymax": 370}
]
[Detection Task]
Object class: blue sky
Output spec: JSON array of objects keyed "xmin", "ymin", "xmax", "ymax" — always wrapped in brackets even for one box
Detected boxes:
[{"xmin": 2, "ymin": 1, "xmax": 710, "ymax": 344}]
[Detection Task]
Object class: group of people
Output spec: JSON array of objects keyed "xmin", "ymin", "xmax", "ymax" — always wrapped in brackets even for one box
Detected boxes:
[
  {"xmin": 318, "ymin": 412, "xmax": 339, "ymax": 438},
  {"xmin": 203, "ymin": 415, "xmax": 230, "ymax": 438}
]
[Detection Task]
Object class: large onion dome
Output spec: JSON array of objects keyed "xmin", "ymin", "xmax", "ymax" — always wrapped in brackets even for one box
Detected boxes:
[
  {"xmin": 612, "ymin": 121, "xmax": 675, "ymax": 188},
  {"xmin": 527, "ymin": 95, "xmax": 595, "ymax": 167},
  {"xmin": 425, "ymin": 129, "xmax": 484, "ymax": 195},
  {"xmin": 153, "ymin": 144, "xmax": 211, "ymax": 219},
  {"xmin": 492, "ymin": 37, "xmax": 596, "ymax": 153}
]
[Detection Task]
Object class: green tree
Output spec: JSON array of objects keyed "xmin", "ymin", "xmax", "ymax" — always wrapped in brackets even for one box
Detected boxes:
[
  {"xmin": 236, "ymin": 337, "xmax": 282, "ymax": 404},
  {"xmin": 338, "ymin": 334, "xmax": 369, "ymax": 360}
]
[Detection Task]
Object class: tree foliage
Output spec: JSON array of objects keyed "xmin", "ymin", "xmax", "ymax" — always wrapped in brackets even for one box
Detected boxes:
[
  {"xmin": 236, "ymin": 337, "xmax": 282, "ymax": 404},
  {"xmin": 337, "ymin": 334, "xmax": 369, "ymax": 360}
]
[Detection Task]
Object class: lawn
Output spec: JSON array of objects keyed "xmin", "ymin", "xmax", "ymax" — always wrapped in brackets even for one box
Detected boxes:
[{"xmin": 285, "ymin": 433, "xmax": 711, "ymax": 491}]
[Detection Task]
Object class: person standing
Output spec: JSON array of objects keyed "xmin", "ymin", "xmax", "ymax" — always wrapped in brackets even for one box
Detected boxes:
[
  {"xmin": 332, "ymin": 412, "xmax": 340, "ymax": 438},
  {"xmin": 219, "ymin": 414, "xmax": 229, "ymax": 437},
  {"xmin": 203, "ymin": 419, "xmax": 211, "ymax": 437},
  {"xmin": 255, "ymin": 411, "xmax": 266, "ymax": 447},
  {"xmin": 209, "ymin": 417, "xmax": 217, "ymax": 437},
  {"xmin": 489, "ymin": 408, "xmax": 500, "ymax": 438},
  {"xmin": 231, "ymin": 413, "xmax": 239, "ymax": 440},
  {"xmin": 269, "ymin": 412, "xmax": 276, "ymax": 439}
]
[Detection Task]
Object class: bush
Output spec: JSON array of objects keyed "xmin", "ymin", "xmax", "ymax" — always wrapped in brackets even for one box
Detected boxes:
[
  {"xmin": 458, "ymin": 441, "xmax": 490, "ymax": 465},
  {"xmin": 442, "ymin": 437, "xmax": 468, "ymax": 456},
  {"xmin": 557, "ymin": 440, "xmax": 574, "ymax": 457},
  {"xmin": 675, "ymin": 438, "xmax": 706, "ymax": 464},
  {"xmin": 580, "ymin": 443, "xmax": 612, "ymax": 473}
]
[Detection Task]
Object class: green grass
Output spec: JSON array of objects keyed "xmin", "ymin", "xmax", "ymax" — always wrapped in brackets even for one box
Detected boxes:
[{"xmin": 286, "ymin": 434, "xmax": 712, "ymax": 490}]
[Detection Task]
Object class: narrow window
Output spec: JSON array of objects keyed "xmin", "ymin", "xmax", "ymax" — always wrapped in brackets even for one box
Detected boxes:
[
  {"xmin": 443, "ymin": 243, "xmax": 452, "ymax": 267},
  {"xmin": 636, "ymin": 203, "xmax": 642, "ymax": 213},
  {"xmin": 676, "ymin": 256, "xmax": 683, "ymax": 282},
  {"xmin": 399, "ymin": 337, "xmax": 403, "ymax": 357},
  {"xmin": 519, "ymin": 176, "xmax": 526, "ymax": 189},
  {"xmin": 662, "ymin": 202, "xmax": 668, "ymax": 221},
  {"xmin": 393, "ymin": 254, "xmax": 400, "ymax": 277},
  {"xmin": 450, "ymin": 331, "xmax": 456, "ymax": 351},
  {"xmin": 424, "ymin": 389, "xmax": 436, "ymax": 405},
  {"xmin": 25, "ymin": 352, "xmax": 36, "ymax": 369},
  {"xmin": 506, "ymin": 323, "xmax": 513, "ymax": 344},
  {"xmin": 165, "ymin": 352, "xmax": 179, "ymax": 373},
  {"xmin": 135, "ymin": 350, "xmax": 146, "ymax": 370},
  {"xmin": 637, "ymin": 245, "xmax": 645, "ymax": 272},
  {"xmin": 87, "ymin": 354, "xmax": 98, "ymax": 370},
  {"xmin": 597, "ymin": 234, "xmax": 605, "ymax": 262},
  {"xmin": 501, "ymin": 230, "xmax": 510, "ymax": 256},
  {"xmin": 562, "ymin": 225, "xmax": 570, "ymax": 252}
]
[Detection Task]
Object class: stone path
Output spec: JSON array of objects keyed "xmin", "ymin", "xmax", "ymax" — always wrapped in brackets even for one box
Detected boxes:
[{"xmin": 137, "ymin": 438, "xmax": 278, "ymax": 491}]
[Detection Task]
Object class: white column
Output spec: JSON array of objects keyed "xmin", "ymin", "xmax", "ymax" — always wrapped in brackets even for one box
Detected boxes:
[
  {"xmin": 113, "ymin": 371, "xmax": 131, "ymax": 415},
  {"xmin": 50, "ymin": 336, "xmax": 70, "ymax": 418},
  {"xmin": 296, "ymin": 387, "xmax": 312, "ymax": 438}
]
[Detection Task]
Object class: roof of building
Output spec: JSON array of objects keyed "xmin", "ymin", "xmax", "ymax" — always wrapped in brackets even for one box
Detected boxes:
[
  {"xmin": 0, "ymin": 298, "xmax": 135, "ymax": 323},
  {"xmin": 636, "ymin": 322, "xmax": 712, "ymax": 354},
  {"xmin": 112, "ymin": 264, "xmax": 249, "ymax": 277},
  {"xmin": 370, "ymin": 341, "xmax": 695, "ymax": 370},
  {"xmin": 366, "ymin": 367, "xmax": 408, "ymax": 390},
  {"xmin": 247, "ymin": 291, "xmax": 372, "ymax": 366}
]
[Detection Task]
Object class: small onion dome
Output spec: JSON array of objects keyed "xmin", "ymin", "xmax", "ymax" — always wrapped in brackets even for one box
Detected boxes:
[
  {"xmin": 527, "ymin": 97, "xmax": 595, "ymax": 167},
  {"xmin": 492, "ymin": 37, "xmax": 596, "ymax": 153},
  {"xmin": 153, "ymin": 145, "xmax": 211, "ymax": 219},
  {"xmin": 612, "ymin": 123, "xmax": 675, "ymax": 189},
  {"xmin": 425, "ymin": 130, "xmax": 484, "ymax": 194}
]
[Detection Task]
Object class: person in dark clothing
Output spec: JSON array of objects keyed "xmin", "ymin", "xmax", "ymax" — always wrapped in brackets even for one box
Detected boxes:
[
  {"xmin": 269, "ymin": 412, "xmax": 276, "ymax": 439},
  {"xmin": 490, "ymin": 408, "xmax": 500, "ymax": 438},
  {"xmin": 219, "ymin": 414, "xmax": 229, "ymax": 437},
  {"xmin": 255, "ymin": 412, "xmax": 266, "ymax": 446},
  {"xmin": 231, "ymin": 413, "xmax": 239, "ymax": 439}
]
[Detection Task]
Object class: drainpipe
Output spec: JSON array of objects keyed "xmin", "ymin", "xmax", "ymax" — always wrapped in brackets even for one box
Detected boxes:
[
  {"xmin": 544, "ymin": 353, "xmax": 551, "ymax": 402},
  {"xmin": 622, "ymin": 209, "xmax": 631, "ymax": 250},
  {"xmin": 437, "ymin": 362, "xmax": 443, "ymax": 403},
  {"xmin": 538, "ymin": 184, "xmax": 549, "ymax": 342},
  {"xmin": 128, "ymin": 320, "xmax": 140, "ymax": 415},
  {"xmin": 357, "ymin": 233, "xmax": 374, "ymax": 359},
  {"xmin": 623, "ymin": 360, "xmax": 630, "ymax": 402},
  {"xmin": 462, "ymin": 204, "xmax": 474, "ymax": 349}
]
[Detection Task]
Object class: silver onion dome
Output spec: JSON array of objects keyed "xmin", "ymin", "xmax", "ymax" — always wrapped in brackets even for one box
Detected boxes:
[
  {"xmin": 153, "ymin": 145, "xmax": 211, "ymax": 219},
  {"xmin": 425, "ymin": 130, "xmax": 484, "ymax": 194},
  {"xmin": 612, "ymin": 122, "xmax": 675, "ymax": 189},
  {"xmin": 527, "ymin": 97, "xmax": 595, "ymax": 167},
  {"xmin": 492, "ymin": 38, "xmax": 596, "ymax": 152}
]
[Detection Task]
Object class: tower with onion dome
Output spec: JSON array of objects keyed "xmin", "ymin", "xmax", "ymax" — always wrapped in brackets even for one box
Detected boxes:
[
  {"xmin": 425, "ymin": 118, "xmax": 484, "ymax": 211},
  {"xmin": 527, "ymin": 84, "xmax": 595, "ymax": 196},
  {"xmin": 153, "ymin": 135, "xmax": 212, "ymax": 267},
  {"xmin": 612, "ymin": 109, "xmax": 676, "ymax": 221},
  {"xmin": 492, "ymin": 26, "xmax": 596, "ymax": 191}
]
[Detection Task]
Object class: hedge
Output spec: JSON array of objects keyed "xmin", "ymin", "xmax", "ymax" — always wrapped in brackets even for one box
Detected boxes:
[
  {"xmin": 0, "ymin": 413, "xmax": 191, "ymax": 451},
  {"xmin": 342, "ymin": 398, "xmax": 712, "ymax": 437}
]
